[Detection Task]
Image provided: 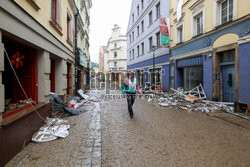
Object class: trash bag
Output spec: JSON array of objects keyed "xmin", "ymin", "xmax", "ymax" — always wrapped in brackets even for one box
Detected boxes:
[{"xmin": 50, "ymin": 93, "xmax": 86, "ymax": 118}]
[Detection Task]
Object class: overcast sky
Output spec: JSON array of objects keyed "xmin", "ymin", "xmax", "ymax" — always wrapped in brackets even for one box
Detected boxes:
[{"xmin": 89, "ymin": 0, "xmax": 132, "ymax": 63}]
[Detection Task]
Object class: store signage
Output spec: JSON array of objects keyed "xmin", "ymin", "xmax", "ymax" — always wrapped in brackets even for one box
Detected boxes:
[{"xmin": 160, "ymin": 18, "xmax": 170, "ymax": 47}]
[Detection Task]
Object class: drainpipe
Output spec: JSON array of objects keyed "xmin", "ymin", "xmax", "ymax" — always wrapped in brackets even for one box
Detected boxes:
[{"xmin": 74, "ymin": 8, "xmax": 79, "ymax": 95}]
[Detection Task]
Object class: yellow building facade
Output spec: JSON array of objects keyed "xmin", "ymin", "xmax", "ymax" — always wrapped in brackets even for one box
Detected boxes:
[{"xmin": 169, "ymin": 0, "xmax": 250, "ymax": 109}]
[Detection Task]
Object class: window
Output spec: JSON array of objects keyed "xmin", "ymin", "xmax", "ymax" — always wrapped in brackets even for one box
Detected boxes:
[
  {"xmin": 67, "ymin": 15, "xmax": 70, "ymax": 40},
  {"xmin": 196, "ymin": 14, "xmax": 203, "ymax": 35},
  {"xmin": 149, "ymin": 11, "xmax": 153, "ymax": 26},
  {"xmin": 156, "ymin": 2, "xmax": 160, "ymax": 19},
  {"xmin": 114, "ymin": 62, "xmax": 117, "ymax": 68},
  {"xmin": 141, "ymin": 42, "xmax": 144, "ymax": 55},
  {"xmin": 129, "ymin": 51, "xmax": 131, "ymax": 60},
  {"xmin": 137, "ymin": 5, "xmax": 140, "ymax": 16},
  {"xmin": 184, "ymin": 66, "xmax": 203, "ymax": 91},
  {"xmin": 169, "ymin": 62, "xmax": 175, "ymax": 89},
  {"xmin": 132, "ymin": 32, "xmax": 134, "ymax": 41},
  {"xmin": 137, "ymin": 25, "xmax": 140, "ymax": 37},
  {"xmin": 51, "ymin": 0, "xmax": 60, "ymax": 26},
  {"xmin": 177, "ymin": 25, "xmax": 183, "ymax": 43},
  {"xmin": 221, "ymin": 0, "xmax": 233, "ymax": 24},
  {"xmin": 132, "ymin": 13, "xmax": 134, "ymax": 23},
  {"xmin": 137, "ymin": 45, "xmax": 140, "ymax": 57},
  {"xmin": 149, "ymin": 37, "xmax": 153, "ymax": 51},
  {"xmin": 114, "ymin": 52, "xmax": 117, "ymax": 58},
  {"xmin": 132, "ymin": 49, "xmax": 134, "ymax": 59},
  {"xmin": 141, "ymin": 20, "xmax": 144, "ymax": 33},
  {"xmin": 114, "ymin": 43, "xmax": 117, "ymax": 48},
  {"xmin": 156, "ymin": 32, "xmax": 160, "ymax": 47},
  {"xmin": 141, "ymin": 0, "xmax": 144, "ymax": 10},
  {"xmin": 129, "ymin": 34, "xmax": 131, "ymax": 43}
]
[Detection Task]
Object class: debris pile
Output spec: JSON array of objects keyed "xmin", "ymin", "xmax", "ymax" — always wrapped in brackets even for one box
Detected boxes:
[
  {"xmin": 50, "ymin": 93, "xmax": 87, "ymax": 118},
  {"xmin": 146, "ymin": 84, "xmax": 235, "ymax": 114},
  {"xmin": 4, "ymin": 98, "xmax": 36, "ymax": 112},
  {"xmin": 32, "ymin": 118, "xmax": 70, "ymax": 143}
]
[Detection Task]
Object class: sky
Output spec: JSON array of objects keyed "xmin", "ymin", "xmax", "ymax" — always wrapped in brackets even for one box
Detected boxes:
[{"xmin": 89, "ymin": 0, "xmax": 132, "ymax": 63}]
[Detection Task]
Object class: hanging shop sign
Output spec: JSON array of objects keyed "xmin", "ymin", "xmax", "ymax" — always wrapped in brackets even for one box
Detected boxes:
[
  {"xmin": 11, "ymin": 51, "xmax": 24, "ymax": 69},
  {"xmin": 160, "ymin": 18, "xmax": 170, "ymax": 47},
  {"xmin": 79, "ymin": 50, "xmax": 87, "ymax": 68}
]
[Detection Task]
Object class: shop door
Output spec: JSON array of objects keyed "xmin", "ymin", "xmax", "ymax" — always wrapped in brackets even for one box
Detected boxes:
[
  {"xmin": 13, "ymin": 50, "xmax": 38, "ymax": 103},
  {"xmin": 222, "ymin": 65, "xmax": 235, "ymax": 102}
]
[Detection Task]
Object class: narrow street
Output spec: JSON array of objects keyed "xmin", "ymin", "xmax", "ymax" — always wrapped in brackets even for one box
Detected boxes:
[{"xmin": 6, "ymin": 90, "xmax": 250, "ymax": 167}]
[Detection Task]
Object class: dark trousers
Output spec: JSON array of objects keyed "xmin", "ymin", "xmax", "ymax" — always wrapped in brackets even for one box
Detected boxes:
[{"xmin": 126, "ymin": 93, "xmax": 136, "ymax": 117}]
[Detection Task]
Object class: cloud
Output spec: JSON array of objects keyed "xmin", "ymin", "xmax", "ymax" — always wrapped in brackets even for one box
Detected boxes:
[{"xmin": 89, "ymin": 0, "xmax": 132, "ymax": 63}]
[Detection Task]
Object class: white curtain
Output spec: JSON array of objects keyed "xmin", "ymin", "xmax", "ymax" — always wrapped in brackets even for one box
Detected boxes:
[{"xmin": 177, "ymin": 0, "xmax": 183, "ymax": 21}]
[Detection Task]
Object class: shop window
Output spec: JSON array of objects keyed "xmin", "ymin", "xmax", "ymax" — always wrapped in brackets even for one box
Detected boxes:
[
  {"xmin": 150, "ymin": 68, "xmax": 161, "ymax": 87},
  {"xmin": 3, "ymin": 37, "xmax": 38, "ymax": 114},
  {"xmin": 170, "ymin": 62, "xmax": 175, "ymax": 89},
  {"xmin": 183, "ymin": 66, "xmax": 203, "ymax": 91}
]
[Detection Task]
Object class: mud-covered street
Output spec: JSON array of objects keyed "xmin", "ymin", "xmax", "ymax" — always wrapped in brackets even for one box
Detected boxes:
[
  {"xmin": 6, "ymin": 90, "xmax": 250, "ymax": 167},
  {"xmin": 101, "ymin": 91, "xmax": 250, "ymax": 167}
]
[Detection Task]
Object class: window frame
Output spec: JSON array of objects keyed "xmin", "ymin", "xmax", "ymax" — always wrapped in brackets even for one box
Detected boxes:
[
  {"xmin": 137, "ymin": 25, "xmax": 140, "ymax": 37},
  {"xmin": 156, "ymin": 2, "xmax": 160, "ymax": 19},
  {"xmin": 137, "ymin": 45, "xmax": 140, "ymax": 57},
  {"xmin": 220, "ymin": 0, "xmax": 233, "ymax": 24},
  {"xmin": 176, "ymin": 24, "xmax": 183, "ymax": 44},
  {"xmin": 141, "ymin": 20, "xmax": 144, "ymax": 33},
  {"xmin": 141, "ymin": 42, "xmax": 144, "ymax": 55},
  {"xmin": 137, "ymin": 5, "xmax": 140, "ymax": 16},
  {"xmin": 149, "ymin": 37, "xmax": 153, "ymax": 51},
  {"xmin": 156, "ymin": 31, "xmax": 160, "ymax": 48},
  {"xmin": 149, "ymin": 11, "xmax": 153, "ymax": 26},
  {"xmin": 114, "ymin": 52, "xmax": 117, "ymax": 58}
]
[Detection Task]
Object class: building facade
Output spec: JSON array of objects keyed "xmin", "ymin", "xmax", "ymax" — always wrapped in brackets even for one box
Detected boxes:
[
  {"xmin": 0, "ymin": 0, "xmax": 91, "ymax": 165},
  {"xmin": 127, "ymin": 0, "xmax": 170, "ymax": 89},
  {"xmin": 99, "ymin": 46, "xmax": 108, "ymax": 72},
  {"xmin": 106, "ymin": 25, "xmax": 127, "ymax": 82},
  {"xmin": 75, "ymin": 0, "xmax": 92, "ymax": 90},
  {"xmin": 169, "ymin": 0, "xmax": 250, "ymax": 107}
]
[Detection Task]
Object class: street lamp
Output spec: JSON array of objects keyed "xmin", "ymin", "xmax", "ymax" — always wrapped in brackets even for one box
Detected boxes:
[{"xmin": 152, "ymin": 45, "xmax": 157, "ymax": 90}]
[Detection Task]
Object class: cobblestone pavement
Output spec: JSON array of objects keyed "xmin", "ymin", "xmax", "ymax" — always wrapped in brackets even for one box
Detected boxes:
[
  {"xmin": 101, "ymin": 91, "xmax": 250, "ymax": 167},
  {"xmin": 6, "ymin": 90, "xmax": 103, "ymax": 167},
  {"xmin": 6, "ymin": 89, "xmax": 250, "ymax": 167}
]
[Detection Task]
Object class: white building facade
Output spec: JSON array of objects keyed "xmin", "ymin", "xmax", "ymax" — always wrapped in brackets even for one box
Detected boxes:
[
  {"xmin": 127, "ymin": 0, "xmax": 170, "ymax": 89},
  {"xmin": 106, "ymin": 25, "xmax": 127, "ymax": 82}
]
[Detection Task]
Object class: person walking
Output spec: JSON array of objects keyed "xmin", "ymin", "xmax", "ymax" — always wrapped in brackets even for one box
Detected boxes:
[{"xmin": 122, "ymin": 71, "xmax": 142, "ymax": 118}]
